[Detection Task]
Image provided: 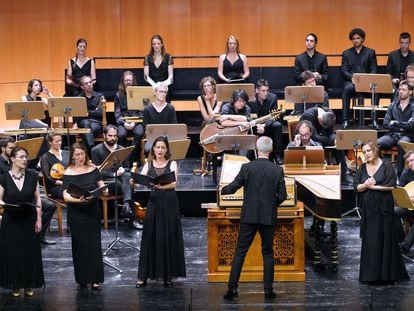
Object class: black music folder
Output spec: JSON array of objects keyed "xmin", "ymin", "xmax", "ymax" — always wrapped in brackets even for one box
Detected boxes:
[
  {"xmin": 1, "ymin": 202, "xmax": 37, "ymax": 212},
  {"xmin": 131, "ymin": 171, "xmax": 176, "ymax": 187},
  {"xmin": 67, "ymin": 183, "xmax": 107, "ymax": 198}
]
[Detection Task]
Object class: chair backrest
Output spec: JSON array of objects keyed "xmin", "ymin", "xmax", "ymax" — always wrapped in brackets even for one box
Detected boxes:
[{"xmin": 287, "ymin": 118, "xmax": 300, "ymax": 142}]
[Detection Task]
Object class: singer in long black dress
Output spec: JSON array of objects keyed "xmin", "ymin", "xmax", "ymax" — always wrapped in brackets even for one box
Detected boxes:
[
  {"xmin": 0, "ymin": 147, "xmax": 44, "ymax": 297},
  {"xmin": 134, "ymin": 136, "xmax": 186, "ymax": 288},
  {"xmin": 354, "ymin": 141, "xmax": 409, "ymax": 283},
  {"xmin": 63, "ymin": 143, "xmax": 107, "ymax": 291}
]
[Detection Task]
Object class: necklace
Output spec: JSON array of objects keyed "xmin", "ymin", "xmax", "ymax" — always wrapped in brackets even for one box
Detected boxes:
[{"xmin": 11, "ymin": 171, "xmax": 25, "ymax": 180}]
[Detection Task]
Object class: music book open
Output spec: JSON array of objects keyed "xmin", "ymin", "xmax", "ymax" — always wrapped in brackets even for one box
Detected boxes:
[
  {"xmin": 67, "ymin": 183, "xmax": 107, "ymax": 199},
  {"xmin": 131, "ymin": 171, "xmax": 176, "ymax": 187},
  {"xmin": 392, "ymin": 181, "xmax": 414, "ymax": 210}
]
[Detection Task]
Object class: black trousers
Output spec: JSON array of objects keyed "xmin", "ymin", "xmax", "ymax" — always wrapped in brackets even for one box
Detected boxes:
[
  {"xmin": 228, "ymin": 222, "xmax": 276, "ymax": 291},
  {"xmin": 40, "ymin": 197, "xmax": 57, "ymax": 239}
]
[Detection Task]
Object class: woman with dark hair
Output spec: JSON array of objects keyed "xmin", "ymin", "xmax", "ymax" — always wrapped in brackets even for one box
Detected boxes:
[
  {"xmin": 65, "ymin": 38, "xmax": 96, "ymax": 96},
  {"xmin": 0, "ymin": 146, "xmax": 44, "ymax": 297},
  {"xmin": 63, "ymin": 143, "xmax": 107, "ymax": 291},
  {"xmin": 218, "ymin": 35, "xmax": 250, "ymax": 83},
  {"xmin": 354, "ymin": 140, "xmax": 409, "ymax": 283},
  {"xmin": 197, "ymin": 76, "xmax": 222, "ymax": 123},
  {"xmin": 40, "ymin": 132, "xmax": 70, "ymax": 199},
  {"xmin": 134, "ymin": 136, "xmax": 186, "ymax": 288},
  {"xmin": 143, "ymin": 35, "xmax": 174, "ymax": 91}
]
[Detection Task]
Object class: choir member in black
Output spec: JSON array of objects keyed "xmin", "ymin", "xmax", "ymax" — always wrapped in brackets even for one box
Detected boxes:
[
  {"xmin": 218, "ymin": 35, "xmax": 250, "ymax": 83},
  {"xmin": 40, "ymin": 132, "xmax": 70, "ymax": 199},
  {"xmin": 143, "ymin": 35, "xmax": 173, "ymax": 102},
  {"xmin": 354, "ymin": 140, "xmax": 409, "ymax": 284},
  {"xmin": 75, "ymin": 75, "xmax": 104, "ymax": 155},
  {"xmin": 291, "ymin": 70, "xmax": 329, "ymax": 115},
  {"xmin": 299, "ymin": 105, "xmax": 353, "ymax": 184},
  {"xmin": 386, "ymin": 32, "xmax": 414, "ymax": 95},
  {"xmin": 377, "ymin": 80, "xmax": 414, "ymax": 176},
  {"xmin": 341, "ymin": 28, "xmax": 378, "ymax": 129},
  {"xmin": 221, "ymin": 136, "xmax": 287, "ymax": 300},
  {"xmin": 134, "ymin": 136, "xmax": 186, "ymax": 288},
  {"xmin": 20, "ymin": 78, "xmax": 53, "ymax": 129},
  {"xmin": 65, "ymin": 38, "xmax": 96, "ymax": 97},
  {"xmin": 63, "ymin": 143, "xmax": 108, "ymax": 291},
  {"xmin": 0, "ymin": 146, "xmax": 44, "ymax": 297},
  {"xmin": 197, "ymin": 76, "xmax": 222, "ymax": 124},
  {"xmin": 248, "ymin": 79, "xmax": 283, "ymax": 163},
  {"xmin": 114, "ymin": 70, "xmax": 144, "ymax": 165},
  {"xmin": 91, "ymin": 125, "xmax": 133, "ymax": 219},
  {"xmin": 0, "ymin": 137, "xmax": 56, "ymax": 246},
  {"xmin": 293, "ymin": 33, "xmax": 329, "ymax": 87},
  {"xmin": 143, "ymin": 83, "xmax": 177, "ymax": 155},
  {"xmin": 395, "ymin": 150, "xmax": 414, "ymax": 254}
]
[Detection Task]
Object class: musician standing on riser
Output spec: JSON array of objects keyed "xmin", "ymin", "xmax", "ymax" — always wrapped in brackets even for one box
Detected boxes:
[{"xmin": 248, "ymin": 79, "xmax": 283, "ymax": 164}]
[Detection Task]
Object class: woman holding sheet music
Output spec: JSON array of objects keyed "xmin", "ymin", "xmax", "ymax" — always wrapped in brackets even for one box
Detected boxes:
[
  {"xmin": 134, "ymin": 136, "xmax": 186, "ymax": 288},
  {"xmin": 0, "ymin": 146, "xmax": 44, "ymax": 297},
  {"xmin": 63, "ymin": 143, "xmax": 107, "ymax": 291},
  {"xmin": 354, "ymin": 140, "xmax": 409, "ymax": 284}
]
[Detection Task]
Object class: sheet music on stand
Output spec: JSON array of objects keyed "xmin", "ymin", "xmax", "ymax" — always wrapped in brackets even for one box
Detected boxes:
[{"xmin": 126, "ymin": 86, "xmax": 153, "ymax": 111}]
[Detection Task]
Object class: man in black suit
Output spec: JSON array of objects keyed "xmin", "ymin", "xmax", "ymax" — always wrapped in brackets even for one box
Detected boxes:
[
  {"xmin": 221, "ymin": 136, "xmax": 287, "ymax": 301},
  {"xmin": 341, "ymin": 28, "xmax": 378, "ymax": 128}
]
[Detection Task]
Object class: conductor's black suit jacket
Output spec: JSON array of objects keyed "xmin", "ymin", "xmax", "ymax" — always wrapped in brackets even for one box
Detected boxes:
[{"xmin": 221, "ymin": 158, "xmax": 287, "ymax": 226}]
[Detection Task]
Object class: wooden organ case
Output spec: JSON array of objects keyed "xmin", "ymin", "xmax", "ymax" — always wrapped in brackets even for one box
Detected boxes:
[{"xmin": 207, "ymin": 154, "xmax": 305, "ymax": 282}]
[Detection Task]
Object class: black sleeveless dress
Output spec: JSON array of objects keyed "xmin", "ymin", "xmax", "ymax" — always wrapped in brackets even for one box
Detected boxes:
[
  {"xmin": 223, "ymin": 53, "xmax": 246, "ymax": 82},
  {"xmin": 137, "ymin": 160, "xmax": 186, "ymax": 281},
  {"xmin": 65, "ymin": 58, "xmax": 92, "ymax": 96},
  {"xmin": 0, "ymin": 170, "xmax": 44, "ymax": 289}
]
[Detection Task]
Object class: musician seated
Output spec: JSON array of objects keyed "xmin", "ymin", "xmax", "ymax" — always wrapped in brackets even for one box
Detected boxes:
[
  {"xmin": 378, "ymin": 80, "xmax": 414, "ymax": 177},
  {"xmin": 114, "ymin": 71, "xmax": 145, "ymax": 166},
  {"xmin": 197, "ymin": 76, "xmax": 222, "ymax": 127},
  {"xmin": 287, "ymin": 120, "xmax": 322, "ymax": 148},
  {"xmin": 395, "ymin": 150, "xmax": 414, "ymax": 254},
  {"xmin": 20, "ymin": 78, "xmax": 53, "ymax": 129},
  {"xmin": 75, "ymin": 75, "xmax": 104, "ymax": 156},
  {"xmin": 219, "ymin": 89, "xmax": 251, "ymax": 128},
  {"xmin": 91, "ymin": 125, "xmax": 134, "ymax": 220},
  {"xmin": 291, "ymin": 71, "xmax": 329, "ymax": 115},
  {"xmin": 143, "ymin": 83, "xmax": 177, "ymax": 156},
  {"xmin": 40, "ymin": 132, "xmax": 70, "ymax": 199}
]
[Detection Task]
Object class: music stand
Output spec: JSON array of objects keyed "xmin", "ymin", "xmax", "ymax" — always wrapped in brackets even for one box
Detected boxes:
[
  {"xmin": 145, "ymin": 123, "xmax": 187, "ymax": 147},
  {"xmin": 214, "ymin": 135, "xmax": 256, "ymax": 183},
  {"xmin": 15, "ymin": 137, "xmax": 44, "ymax": 161},
  {"xmin": 100, "ymin": 146, "xmax": 138, "ymax": 273},
  {"xmin": 216, "ymin": 83, "xmax": 255, "ymax": 102},
  {"xmin": 336, "ymin": 129, "xmax": 377, "ymax": 218},
  {"xmin": 126, "ymin": 86, "xmax": 153, "ymax": 111},
  {"xmin": 400, "ymin": 141, "xmax": 414, "ymax": 153},
  {"xmin": 4, "ymin": 101, "xmax": 46, "ymax": 135},
  {"xmin": 47, "ymin": 97, "xmax": 88, "ymax": 149},
  {"xmin": 353, "ymin": 73, "xmax": 393, "ymax": 128},
  {"xmin": 284, "ymin": 86, "xmax": 324, "ymax": 112},
  {"xmin": 147, "ymin": 139, "xmax": 190, "ymax": 161}
]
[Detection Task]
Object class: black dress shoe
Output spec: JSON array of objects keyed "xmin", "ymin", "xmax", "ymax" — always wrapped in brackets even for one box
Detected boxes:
[
  {"xmin": 164, "ymin": 280, "xmax": 173, "ymax": 288},
  {"xmin": 223, "ymin": 288, "xmax": 238, "ymax": 300},
  {"xmin": 41, "ymin": 238, "xmax": 56, "ymax": 246},
  {"xmin": 120, "ymin": 201, "xmax": 134, "ymax": 219},
  {"xmin": 264, "ymin": 290, "xmax": 276, "ymax": 300},
  {"xmin": 342, "ymin": 120, "xmax": 349, "ymax": 129}
]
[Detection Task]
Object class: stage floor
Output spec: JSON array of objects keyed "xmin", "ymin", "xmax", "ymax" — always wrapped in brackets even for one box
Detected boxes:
[{"xmin": 1, "ymin": 217, "xmax": 414, "ymax": 311}]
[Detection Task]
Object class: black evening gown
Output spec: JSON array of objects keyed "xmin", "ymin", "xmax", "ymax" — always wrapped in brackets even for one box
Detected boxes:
[
  {"xmin": 0, "ymin": 170, "xmax": 44, "ymax": 289},
  {"xmin": 354, "ymin": 161, "xmax": 409, "ymax": 282},
  {"xmin": 63, "ymin": 168, "xmax": 104, "ymax": 285},
  {"xmin": 138, "ymin": 161, "xmax": 186, "ymax": 281}
]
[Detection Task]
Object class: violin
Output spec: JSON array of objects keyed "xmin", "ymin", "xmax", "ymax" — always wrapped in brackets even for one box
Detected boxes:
[{"xmin": 50, "ymin": 163, "xmax": 65, "ymax": 179}]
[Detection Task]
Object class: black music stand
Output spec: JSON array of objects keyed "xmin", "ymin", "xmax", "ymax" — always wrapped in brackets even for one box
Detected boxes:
[
  {"xmin": 213, "ymin": 135, "xmax": 256, "ymax": 183},
  {"xmin": 216, "ymin": 83, "xmax": 255, "ymax": 102},
  {"xmin": 353, "ymin": 73, "xmax": 393, "ymax": 129},
  {"xmin": 15, "ymin": 137, "xmax": 44, "ymax": 161},
  {"xmin": 284, "ymin": 86, "xmax": 324, "ymax": 112},
  {"xmin": 47, "ymin": 97, "xmax": 88, "ymax": 150},
  {"xmin": 4, "ymin": 101, "xmax": 45, "ymax": 136},
  {"xmin": 336, "ymin": 129, "xmax": 377, "ymax": 218},
  {"xmin": 100, "ymin": 146, "xmax": 138, "ymax": 273},
  {"xmin": 126, "ymin": 86, "xmax": 153, "ymax": 111}
]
